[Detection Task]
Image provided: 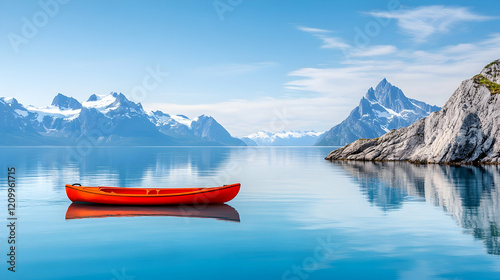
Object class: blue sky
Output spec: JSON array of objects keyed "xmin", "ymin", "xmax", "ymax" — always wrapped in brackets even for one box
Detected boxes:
[{"xmin": 1, "ymin": 0, "xmax": 499, "ymax": 136}]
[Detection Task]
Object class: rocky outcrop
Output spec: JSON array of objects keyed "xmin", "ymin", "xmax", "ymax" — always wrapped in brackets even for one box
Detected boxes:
[{"xmin": 326, "ymin": 59, "xmax": 500, "ymax": 164}]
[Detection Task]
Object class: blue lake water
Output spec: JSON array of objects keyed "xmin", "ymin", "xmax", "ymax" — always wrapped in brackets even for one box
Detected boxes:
[{"xmin": 1, "ymin": 147, "xmax": 500, "ymax": 279}]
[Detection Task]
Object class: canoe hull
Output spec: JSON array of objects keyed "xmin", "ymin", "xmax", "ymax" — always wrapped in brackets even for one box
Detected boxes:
[{"xmin": 65, "ymin": 184, "xmax": 240, "ymax": 205}]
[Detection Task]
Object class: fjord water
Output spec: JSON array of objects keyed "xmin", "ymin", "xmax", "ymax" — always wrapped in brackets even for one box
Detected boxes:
[{"xmin": 1, "ymin": 147, "xmax": 500, "ymax": 279}]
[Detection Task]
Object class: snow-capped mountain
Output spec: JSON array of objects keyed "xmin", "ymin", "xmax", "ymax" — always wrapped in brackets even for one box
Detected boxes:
[
  {"xmin": 148, "ymin": 110, "xmax": 244, "ymax": 146},
  {"xmin": 316, "ymin": 79, "xmax": 440, "ymax": 146},
  {"xmin": 242, "ymin": 130, "xmax": 324, "ymax": 146},
  {"xmin": 0, "ymin": 92, "xmax": 245, "ymax": 146},
  {"xmin": 52, "ymin": 93, "xmax": 82, "ymax": 109},
  {"xmin": 0, "ymin": 97, "xmax": 63, "ymax": 145}
]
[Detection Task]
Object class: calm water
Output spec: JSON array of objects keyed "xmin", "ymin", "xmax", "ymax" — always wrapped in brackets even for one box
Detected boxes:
[{"xmin": 1, "ymin": 147, "xmax": 500, "ymax": 279}]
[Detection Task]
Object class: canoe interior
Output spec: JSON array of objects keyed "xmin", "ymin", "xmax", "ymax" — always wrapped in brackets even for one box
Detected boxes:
[{"xmin": 97, "ymin": 187, "xmax": 204, "ymax": 195}]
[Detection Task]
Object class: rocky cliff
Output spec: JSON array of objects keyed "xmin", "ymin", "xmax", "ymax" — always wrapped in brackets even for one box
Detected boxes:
[{"xmin": 326, "ymin": 59, "xmax": 500, "ymax": 164}]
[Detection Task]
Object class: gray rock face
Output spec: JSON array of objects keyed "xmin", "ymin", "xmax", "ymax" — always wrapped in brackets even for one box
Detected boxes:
[{"xmin": 326, "ymin": 59, "xmax": 500, "ymax": 164}]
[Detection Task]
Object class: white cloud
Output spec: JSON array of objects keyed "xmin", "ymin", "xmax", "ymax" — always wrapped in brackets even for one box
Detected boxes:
[
  {"xmin": 286, "ymin": 34, "xmax": 500, "ymax": 109},
  {"xmin": 285, "ymin": 65, "xmax": 383, "ymax": 97},
  {"xmin": 367, "ymin": 5, "xmax": 496, "ymax": 42},
  {"xmin": 296, "ymin": 26, "xmax": 331, "ymax": 33},
  {"xmin": 297, "ymin": 25, "xmax": 349, "ymax": 50},
  {"xmin": 351, "ymin": 45, "xmax": 397, "ymax": 57},
  {"xmin": 318, "ymin": 36, "xmax": 350, "ymax": 50},
  {"xmin": 297, "ymin": 25, "xmax": 397, "ymax": 56}
]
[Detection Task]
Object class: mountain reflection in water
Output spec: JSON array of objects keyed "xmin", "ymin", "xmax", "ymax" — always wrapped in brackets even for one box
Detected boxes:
[{"xmin": 332, "ymin": 161, "xmax": 500, "ymax": 255}]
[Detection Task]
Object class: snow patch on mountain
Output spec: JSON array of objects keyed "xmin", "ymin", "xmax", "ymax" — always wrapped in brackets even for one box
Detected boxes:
[
  {"xmin": 0, "ymin": 97, "xmax": 16, "ymax": 104},
  {"xmin": 82, "ymin": 94, "xmax": 116, "ymax": 109},
  {"xmin": 171, "ymin": 114, "xmax": 193, "ymax": 127},
  {"xmin": 26, "ymin": 106, "xmax": 81, "ymax": 122},
  {"xmin": 13, "ymin": 109, "xmax": 28, "ymax": 117}
]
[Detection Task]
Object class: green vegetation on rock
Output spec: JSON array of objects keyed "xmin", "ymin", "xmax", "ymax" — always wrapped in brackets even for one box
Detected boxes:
[
  {"xmin": 473, "ymin": 74, "xmax": 500, "ymax": 95},
  {"xmin": 485, "ymin": 60, "xmax": 497, "ymax": 69}
]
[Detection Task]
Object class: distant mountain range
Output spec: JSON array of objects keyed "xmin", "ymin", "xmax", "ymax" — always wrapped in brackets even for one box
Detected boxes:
[
  {"xmin": 316, "ymin": 79, "xmax": 441, "ymax": 146},
  {"xmin": 0, "ymin": 92, "xmax": 245, "ymax": 146},
  {"xmin": 241, "ymin": 131, "xmax": 324, "ymax": 146}
]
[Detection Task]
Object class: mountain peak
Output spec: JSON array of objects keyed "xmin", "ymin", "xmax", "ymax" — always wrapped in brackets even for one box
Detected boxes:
[
  {"xmin": 316, "ymin": 79, "xmax": 440, "ymax": 146},
  {"xmin": 370, "ymin": 79, "xmax": 414, "ymax": 112},
  {"xmin": 365, "ymin": 87, "xmax": 376, "ymax": 101},
  {"xmin": 51, "ymin": 93, "xmax": 82, "ymax": 109},
  {"xmin": 375, "ymin": 78, "xmax": 392, "ymax": 90},
  {"xmin": 114, "ymin": 93, "xmax": 128, "ymax": 102},
  {"xmin": 86, "ymin": 92, "xmax": 117, "ymax": 102},
  {"xmin": 152, "ymin": 110, "xmax": 169, "ymax": 117},
  {"xmin": 105, "ymin": 93, "xmax": 145, "ymax": 114},
  {"xmin": 0, "ymin": 97, "xmax": 18, "ymax": 105},
  {"xmin": 87, "ymin": 94, "xmax": 99, "ymax": 102},
  {"xmin": 197, "ymin": 114, "xmax": 212, "ymax": 119}
]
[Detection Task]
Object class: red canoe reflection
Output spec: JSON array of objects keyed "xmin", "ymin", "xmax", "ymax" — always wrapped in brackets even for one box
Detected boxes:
[{"xmin": 65, "ymin": 203, "xmax": 240, "ymax": 222}]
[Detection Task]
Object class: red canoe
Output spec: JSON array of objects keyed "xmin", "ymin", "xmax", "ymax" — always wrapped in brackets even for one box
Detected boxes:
[{"xmin": 65, "ymin": 183, "xmax": 240, "ymax": 205}]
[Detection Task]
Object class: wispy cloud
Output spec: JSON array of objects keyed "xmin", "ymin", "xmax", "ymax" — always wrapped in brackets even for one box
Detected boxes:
[
  {"xmin": 296, "ymin": 26, "xmax": 331, "ymax": 33},
  {"xmin": 351, "ymin": 45, "xmax": 397, "ymax": 57},
  {"xmin": 297, "ymin": 25, "xmax": 349, "ymax": 50},
  {"xmin": 297, "ymin": 25, "xmax": 397, "ymax": 57},
  {"xmin": 286, "ymin": 34, "xmax": 500, "ymax": 107},
  {"xmin": 367, "ymin": 5, "xmax": 496, "ymax": 42},
  {"xmin": 319, "ymin": 37, "xmax": 350, "ymax": 50}
]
